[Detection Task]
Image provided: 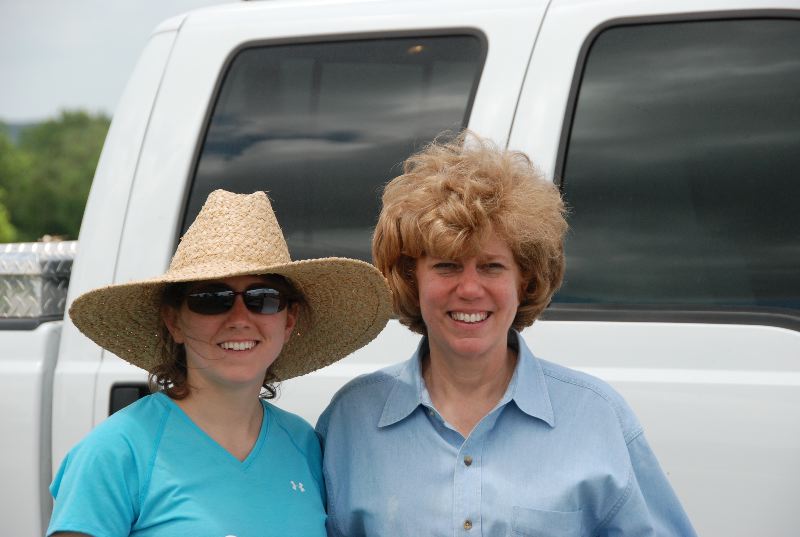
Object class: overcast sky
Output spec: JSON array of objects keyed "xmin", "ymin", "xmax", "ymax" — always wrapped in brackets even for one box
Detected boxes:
[{"xmin": 0, "ymin": 0, "xmax": 237, "ymax": 123}]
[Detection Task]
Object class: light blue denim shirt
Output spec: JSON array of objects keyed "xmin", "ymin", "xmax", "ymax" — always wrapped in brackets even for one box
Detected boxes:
[{"xmin": 316, "ymin": 331, "xmax": 696, "ymax": 537}]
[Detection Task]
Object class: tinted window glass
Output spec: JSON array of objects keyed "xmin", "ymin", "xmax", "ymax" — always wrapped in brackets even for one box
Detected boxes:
[
  {"xmin": 558, "ymin": 19, "xmax": 800, "ymax": 312},
  {"xmin": 187, "ymin": 35, "xmax": 484, "ymax": 260}
]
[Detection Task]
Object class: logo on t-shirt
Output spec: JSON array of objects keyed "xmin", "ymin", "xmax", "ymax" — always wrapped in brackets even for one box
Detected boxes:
[{"xmin": 290, "ymin": 480, "xmax": 305, "ymax": 492}]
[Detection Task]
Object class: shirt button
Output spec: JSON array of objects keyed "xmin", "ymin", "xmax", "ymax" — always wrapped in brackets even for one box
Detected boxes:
[
  {"xmin": 463, "ymin": 519, "xmax": 473, "ymax": 530},
  {"xmin": 464, "ymin": 455, "xmax": 473, "ymax": 466}
]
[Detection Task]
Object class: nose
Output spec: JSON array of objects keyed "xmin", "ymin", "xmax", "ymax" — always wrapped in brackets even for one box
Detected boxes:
[
  {"xmin": 455, "ymin": 264, "xmax": 483, "ymax": 299},
  {"xmin": 225, "ymin": 294, "xmax": 253, "ymax": 327}
]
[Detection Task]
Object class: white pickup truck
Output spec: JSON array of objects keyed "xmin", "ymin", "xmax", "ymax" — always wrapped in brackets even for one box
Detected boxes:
[{"xmin": 2, "ymin": 0, "xmax": 799, "ymax": 535}]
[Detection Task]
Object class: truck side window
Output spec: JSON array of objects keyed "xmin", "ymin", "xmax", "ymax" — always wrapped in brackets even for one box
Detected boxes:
[
  {"xmin": 557, "ymin": 18, "xmax": 800, "ymax": 316},
  {"xmin": 187, "ymin": 35, "xmax": 484, "ymax": 261}
]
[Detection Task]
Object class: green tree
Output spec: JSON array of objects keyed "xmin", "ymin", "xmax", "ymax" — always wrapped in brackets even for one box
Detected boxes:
[
  {"xmin": 7, "ymin": 110, "xmax": 110, "ymax": 241},
  {"xmin": 0, "ymin": 126, "xmax": 22, "ymax": 242},
  {"xmin": 0, "ymin": 189, "xmax": 16, "ymax": 242}
]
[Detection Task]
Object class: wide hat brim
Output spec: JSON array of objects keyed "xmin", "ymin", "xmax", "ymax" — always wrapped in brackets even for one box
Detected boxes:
[
  {"xmin": 68, "ymin": 256, "xmax": 392, "ymax": 380},
  {"xmin": 68, "ymin": 189, "xmax": 392, "ymax": 382}
]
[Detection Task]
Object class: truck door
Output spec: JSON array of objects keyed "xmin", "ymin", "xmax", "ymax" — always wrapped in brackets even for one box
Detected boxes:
[
  {"xmin": 84, "ymin": 0, "xmax": 548, "ymax": 456},
  {"xmin": 509, "ymin": 1, "xmax": 800, "ymax": 535}
]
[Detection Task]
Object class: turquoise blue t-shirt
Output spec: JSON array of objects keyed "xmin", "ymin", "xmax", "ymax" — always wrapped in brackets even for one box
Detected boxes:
[{"xmin": 48, "ymin": 392, "xmax": 326, "ymax": 537}]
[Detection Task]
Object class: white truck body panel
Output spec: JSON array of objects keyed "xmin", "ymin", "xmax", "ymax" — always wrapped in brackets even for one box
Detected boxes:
[
  {"xmin": 51, "ymin": 28, "xmax": 181, "ymax": 485},
  {"xmin": 0, "ymin": 323, "xmax": 61, "ymax": 536}
]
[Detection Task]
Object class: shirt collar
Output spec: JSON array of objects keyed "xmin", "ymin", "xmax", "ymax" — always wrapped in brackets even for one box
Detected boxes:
[
  {"xmin": 507, "ymin": 330, "xmax": 555, "ymax": 427},
  {"xmin": 378, "ymin": 337, "xmax": 428, "ymax": 427},
  {"xmin": 378, "ymin": 330, "xmax": 555, "ymax": 428}
]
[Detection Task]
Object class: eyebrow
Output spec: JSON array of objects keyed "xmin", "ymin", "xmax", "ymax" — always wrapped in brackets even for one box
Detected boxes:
[{"xmin": 479, "ymin": 252, "xmax": 513, "ymax": 261}]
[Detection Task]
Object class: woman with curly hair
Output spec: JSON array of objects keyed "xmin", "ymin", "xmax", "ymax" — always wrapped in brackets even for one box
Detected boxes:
[{"xmin": 317, "ymin": 132, "xmax": 695, "ymax": 536}]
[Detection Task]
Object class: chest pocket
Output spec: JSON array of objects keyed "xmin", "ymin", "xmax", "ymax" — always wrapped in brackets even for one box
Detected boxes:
[{"xmin": 511, "ymin": 506, "xmax": 582, "ymax": 537}]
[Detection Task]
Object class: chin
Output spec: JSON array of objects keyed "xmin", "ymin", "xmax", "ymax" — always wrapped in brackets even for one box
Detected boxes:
[{"xmin": 447, "ymin": 341, "xmax": 496, "ymax": 359}]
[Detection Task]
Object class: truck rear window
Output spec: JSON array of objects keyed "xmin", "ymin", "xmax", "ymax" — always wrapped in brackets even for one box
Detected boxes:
[
  {"xmin": 557, "ymin": 18, "xmax": 800, "ymax": 316},
  {"xmin": 187, "ymin": 34, "xmax": 484, "ymax": 261}
]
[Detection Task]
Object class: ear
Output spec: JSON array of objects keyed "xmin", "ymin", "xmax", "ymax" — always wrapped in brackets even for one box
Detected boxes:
[
  {"xmin": 161, "ymin": 304, "xmax": 185, "ymax": 344},
  {"xmin": 283, "ymin": 302, "xmax": 299, "ymax": 340}
]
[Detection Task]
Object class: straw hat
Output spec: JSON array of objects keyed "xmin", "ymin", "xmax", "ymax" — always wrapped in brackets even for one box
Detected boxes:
[{"xmin": 68, "ymin": 189, "xmax": 393, "ymax": 381}]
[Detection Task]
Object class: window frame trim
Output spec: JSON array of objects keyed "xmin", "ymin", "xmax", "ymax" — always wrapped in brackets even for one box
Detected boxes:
[
  {"xmin": 549, "ymin": 9, "xmax": 800, "ymax": 330},
  {"xmin": 542, "ymin": 304, "xmax": 800, "ymax": 332},
  {"xmin": 555, "ymin": 8, "xmax": 800, "ymax": 185},
  {"xmin": 178, "ymin": 28, "xmax": 489, "ymax": 250}
]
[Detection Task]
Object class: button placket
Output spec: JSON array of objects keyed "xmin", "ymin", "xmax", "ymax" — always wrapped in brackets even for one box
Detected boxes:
[{"xmin": 454, "ymin": 435, "xmax": 482, "ymax": 534}]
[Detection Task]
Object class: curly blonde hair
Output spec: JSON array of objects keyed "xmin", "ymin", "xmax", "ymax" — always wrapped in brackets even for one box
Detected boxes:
[{"xmin": 372, "ymin": 131, "xmax": 567, "ymax": 334}]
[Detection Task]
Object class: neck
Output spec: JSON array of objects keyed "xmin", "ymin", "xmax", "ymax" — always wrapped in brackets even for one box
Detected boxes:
[
  {"xmin": 175, "ymin": 384, "xmax": 264, "ymax": 461},
  {"xmin": 422, "ymin": 342, "xmax": 517, "ymax": 438}
]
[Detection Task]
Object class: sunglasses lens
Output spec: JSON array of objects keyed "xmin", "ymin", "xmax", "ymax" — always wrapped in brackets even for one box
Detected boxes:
[
  {"xmin": 243, "ymin": 286, "xmax": 285, "ymax": 314},
  {"xmin": 184, "ymin": 284, "xmax": 286, "ymax": 315},
  {"xmin": 186, "ymin": 285, "xmax": 235, "ymax": 315}
]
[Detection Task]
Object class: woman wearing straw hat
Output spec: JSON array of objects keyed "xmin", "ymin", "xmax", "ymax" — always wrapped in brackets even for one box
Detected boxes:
[
  {"xmin": 47, "ymin": 190, "xmax": 392, "ymax": 537},
  {"xmin": 316, "ymin": 133, "xmax": 696, "ymax": 536}
]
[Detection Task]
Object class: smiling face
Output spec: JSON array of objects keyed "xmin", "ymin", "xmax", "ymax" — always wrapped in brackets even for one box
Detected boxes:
[
  {"xmin": 161, "ymin": 274, "xmax": 298, "ymax": 394},
  {"xmin": 415, "ymin": 232, "xmax": 523, "ymax": 363}
]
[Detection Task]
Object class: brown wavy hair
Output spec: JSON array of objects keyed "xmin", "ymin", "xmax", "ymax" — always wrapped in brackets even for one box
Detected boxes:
[
  {"xmin": 149, "ymin": 275, "xmax": 303, "ymax": 399},
  {"xmin": 372, "ymin": 131, "xmax": 567, "ymax": 334}
]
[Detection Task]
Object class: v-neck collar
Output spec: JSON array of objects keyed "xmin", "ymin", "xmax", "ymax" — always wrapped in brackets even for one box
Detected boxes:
[{"xmin": 156, "ymin": 392, "xmax": 270, "ymax": 470}]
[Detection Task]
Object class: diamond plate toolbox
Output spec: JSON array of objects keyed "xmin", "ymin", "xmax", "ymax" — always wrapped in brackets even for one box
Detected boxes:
[{"xmin": 0, "ymin": 241, "xmax": 77, "ymax": 319}]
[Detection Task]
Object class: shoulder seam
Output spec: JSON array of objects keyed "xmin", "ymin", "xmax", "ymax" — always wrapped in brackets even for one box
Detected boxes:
[
  {"xmin": 626, "ymin": 426, "xmax": 644, "ymax": 446},
  {"xmin": 541, "ymin": 367, "xmax": 642, "ymax": 443},
  {"xmin": 270, "ymin": 406, "xmax": 313, "ymax": 459},
  {"xmin": 327, "ymin": 368, "xmax": 399, "ymax": 406},
  {"xmin": 139, "ymin": 399, "xmax": 171, "ymax": 510},
  {"xmin": 318, "ymin": 370, "xmax": 398, "ymax": 438}
]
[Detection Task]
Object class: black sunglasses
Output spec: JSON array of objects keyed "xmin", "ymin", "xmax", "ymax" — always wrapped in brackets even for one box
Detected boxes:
[{"xmin": 184, "ymin": 283, "xmax": 289, "ymax": 315}]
